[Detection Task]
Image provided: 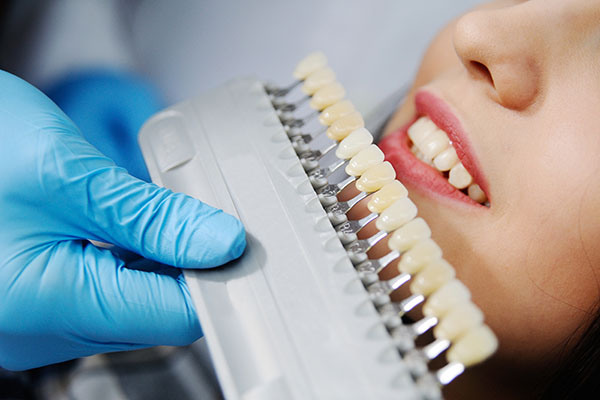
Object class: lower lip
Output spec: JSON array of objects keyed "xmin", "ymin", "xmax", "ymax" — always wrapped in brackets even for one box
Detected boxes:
[{"xmin": 379, "ymin": 121, "xmax": 482, "ymax": 207}]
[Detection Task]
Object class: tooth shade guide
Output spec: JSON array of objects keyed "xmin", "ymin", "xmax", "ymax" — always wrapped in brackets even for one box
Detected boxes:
[
  {"xmin": 289, "ymin": 56, "xmax": 496, "ymax": 372},
  {"xmin": 141, "ymin": 59, "xmax": 502, "ymax": 399}
]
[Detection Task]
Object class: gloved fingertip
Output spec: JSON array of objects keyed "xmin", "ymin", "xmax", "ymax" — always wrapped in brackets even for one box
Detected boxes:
[
  {"xmin": 229, "ymin": 217, "xmax": 247, "ymax": 260},
  {"xmin": 174, "ymin": 205, "xmax": 246, "ymax": 269}
]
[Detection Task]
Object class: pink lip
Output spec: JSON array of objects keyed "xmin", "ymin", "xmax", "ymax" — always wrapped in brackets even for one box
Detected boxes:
[{"xmin": 379, "ymin": 90, "xmax": 489, "ymax": 207}]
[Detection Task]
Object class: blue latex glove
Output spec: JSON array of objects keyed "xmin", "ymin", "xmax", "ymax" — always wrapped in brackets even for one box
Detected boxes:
[
  {"xmin": 45, "ymin": 69, "xmax": 162, "ymax": 182},
  {"xmin": 0, "ymin": 70, "xmax": 246, "ymax": 371}
]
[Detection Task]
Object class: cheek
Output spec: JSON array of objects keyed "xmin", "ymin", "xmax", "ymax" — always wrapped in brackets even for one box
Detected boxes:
[{"xmin": 409, "ymin": 187, "xmax": 599, "ymax": 367}]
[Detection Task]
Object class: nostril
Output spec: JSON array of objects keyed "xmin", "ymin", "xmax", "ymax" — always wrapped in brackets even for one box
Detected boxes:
[{"xmin": 470, "ymin": 61, "xmax": 494, "ymax": 86}]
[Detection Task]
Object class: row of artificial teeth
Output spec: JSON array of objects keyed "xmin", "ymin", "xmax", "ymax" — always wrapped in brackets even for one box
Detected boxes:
[
  {"xmin": 408, "ymin": 116, "xmax": 488, "ymax": 205},
  {"xmin": 280, "ymin": 53, "xmax": 498, "ymax": 388}
]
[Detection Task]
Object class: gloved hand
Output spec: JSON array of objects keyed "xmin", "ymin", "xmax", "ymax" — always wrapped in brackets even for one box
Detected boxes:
[
  {"xmin": 0, "ymin": 70, "xmax": 246, "ymax": 371},
  {"xmin": 45, "ymin": 69, "xmax": 163, "ymax": 182}
]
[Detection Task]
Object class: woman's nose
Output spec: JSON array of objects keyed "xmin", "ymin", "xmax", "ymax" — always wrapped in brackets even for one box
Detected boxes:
[{"xmin": 452, "ymin": 4, "xmax": 543, "ymax": 110}]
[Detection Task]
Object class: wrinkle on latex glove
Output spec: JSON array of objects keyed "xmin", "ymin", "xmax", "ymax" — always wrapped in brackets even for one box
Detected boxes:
[{"xmin": 0, "ymin": 70, "xmax": 246, "ymax": 371}]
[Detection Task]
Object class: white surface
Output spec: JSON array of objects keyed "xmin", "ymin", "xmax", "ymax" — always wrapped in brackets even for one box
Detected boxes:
[{"xmin": 10, "ymin": 0, "xmax": 483, "ymax": 116}]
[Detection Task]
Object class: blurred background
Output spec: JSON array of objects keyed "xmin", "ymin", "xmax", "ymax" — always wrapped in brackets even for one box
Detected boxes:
[{"xmin": 0, "ymin": 0, "xmax": 482, "ymax": 116}]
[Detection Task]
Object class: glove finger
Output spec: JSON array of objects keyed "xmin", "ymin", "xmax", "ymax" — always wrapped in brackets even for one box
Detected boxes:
[
  {"xmin": 0, "ymin": 70, "xmax": 245, "ymax": 269},
  {"xmin": 0, "ymin": 240, "xmax": 202, "ymax": 370},
  {"xmin": 59, "ymin": 138, "xmax": 246, "ymax": 268}
]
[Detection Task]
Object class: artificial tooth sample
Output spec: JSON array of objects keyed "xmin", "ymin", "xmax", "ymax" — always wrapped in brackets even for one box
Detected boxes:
[
  {"xmin": 446, "ymin": 325, "xmax": 498, "ymax": 367},
  {"xmin": 335, "ymin": 128, "xmax": 373, "ymax": 159},
  {"xmin": 410, "ymin": 259, "xmax": 456, "ymax": 296},
  {"xmin": 326, "ymin": 111, "xmax": 364, "ymax": 141},
  {"xmin": 448, "ymin": 163, "xmax": 473, "ymax": 189},
  {"xmin": 310, "ymin": 82, "xmax": 346, "ymax": 110},
  {"xmin": 433, "ymin": 147, "xmax": 459, "ymax": 171},
  {"xmin": 397, "ymin": 238, "xmax": 443, "ymax": 274},
  {"xmin": 375, "ymin": 198, "xmax": 418, "ymax": 232},
  {"xmin": 468, "ymin": 184, "xmax": 487, "ymax": 203},
  {"xmin": 416, "ymin": 129, "xmax": 451, "ymax": 160},
  {"xmin": 355, "ymin": 161, "xmax": 396, "ymax": 193},
  {"xmin": 422, "ymin": 279, "xmax": 471, "ymax": 318},
  {"xmin": 387, "ymin": 217, "xmax": 431, "ymax": 252},
  {"xmin": 408, "ymin": 116, "xmax": 438, "ymax": 146},
  {"xmin": 367, "ymin": 181, "xmax": 408, "ymax": 214},
  {"xmin": 302, "ymin": 67, "xmax": 336, "ymax": 95},
  {"xmin": 434, "ymin": 301, "xmax": 484, "ymax": 341},
  {"xmin": 293, "ymin": 52, "xmax": 327, "ymax": 80},
  {"xmin": 319, "ymin": 100, "xmax": 355, "ymax": 126},
  {"xmin": 345, "ymin": 145, "xmax": 384, "ymax": 176}
]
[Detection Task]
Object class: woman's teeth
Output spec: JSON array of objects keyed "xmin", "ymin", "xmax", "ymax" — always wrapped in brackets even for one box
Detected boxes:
[{"xmin": 407, "ymin": 116, "xmax": 488, "ymax": 206}]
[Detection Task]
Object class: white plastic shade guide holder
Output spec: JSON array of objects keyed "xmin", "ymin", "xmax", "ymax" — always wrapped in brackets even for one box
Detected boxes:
[
  {"xmin": 139, "ymin": 78, "xmax": 421, "ymax": 400},
  {"xmin": 147, "ymin": 112, "xmax": 196, "ymax": 173}
]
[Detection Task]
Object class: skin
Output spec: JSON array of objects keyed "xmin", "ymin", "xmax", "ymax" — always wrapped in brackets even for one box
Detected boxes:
[{"xmin": 377, "ymin": 0, "xmax": 600, "ymax": 398}]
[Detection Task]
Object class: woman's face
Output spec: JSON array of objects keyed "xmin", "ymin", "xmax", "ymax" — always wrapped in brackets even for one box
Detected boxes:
[{"xmin": 381, "ymin": 0, "xmax": 600, "ymax": 373}]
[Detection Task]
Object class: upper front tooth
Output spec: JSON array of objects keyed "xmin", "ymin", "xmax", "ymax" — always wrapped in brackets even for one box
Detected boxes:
[
  {"xmin": 409, "ymin": 258, "xmax": 456, "ymax": 296},
  {"xmin": 387, "ymin": 217, "xmax": 431, "ymax": 252},
  {"xmin": 408, "ymin": 116, "xmax": 437, "ymax": 146},
  {"xmin": 310, "ymin": 82, "xmax": 346, "ymax": 110},
  {"xmin": 319, "ymin": 100, "xmax": 355, "ymax": 126},
  {"xmin": 326, "ymin": 111, "xmax": 364, "ymax": 141},
  {"xmin": 302, "ymin": 67, "xmax": 336, "ymax": 95},
  {"xmin": 448, "ymin": 163, "xmax": 473, "ymax": 189},
  {"xmin": 467, "ymin": 184, "xmax": 487, "ymax": 203},
  {"xmin": 367, "ymin": 180, "xmax": 408, "ymax": 214},
  {"xmin": 397, "ymin": 238, "xmax": 443, "ymax": 274},
  {"xmin": 336, "ymin": 128, "xmax": 373, "ymax": 159},
  {"xmin": 355, "ymin": 161, "xmax": 396, "ymax": 193},
  {"xmin": 416, "ymin": 129, "xmax": 451, "ymax": 160},
  {"xmin": 293, "ymin": 52, "xmax": 327, "ymax": 80},
  {"xmin": 345, "ymin": 145, "xmax": 385, "ymax": 176},
  {"xmin": 433, "ymin": 301, "xmax": 484, "ymax": 341},
  {"xmin": 375, "ymin": 197, "xmax": 418, "ymax": 232},
  {"xmin": 446, "ymin": 325, "xmax": 498, "ymax": 367},
  {"xmin": 422, "ymin": 279, "xmax": 471, "ymax": 318},
  {"xmin": 433, "ymin": 146, "xmax": 459, "ymax": 172}
]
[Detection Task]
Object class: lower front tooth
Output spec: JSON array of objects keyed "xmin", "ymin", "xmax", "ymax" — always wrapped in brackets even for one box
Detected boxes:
[
  {"xmin": 335, "ymin": 128, "xmax": 373, "ymax": 159},
  {"xmin": 433, "ymin": 301, "xmax": 484, "ymax": 341},
  {"xmin": 410, "ymin": 259, "xmax": 455, "ymax": 296},
  {"xmin": 433, "ymin": 147, "xmax": 459, "ymax": 171},
  {"xmin": 326, "ymin": 111, "xmax": 365, "ymax": 141},
  {"xmin": 387, "ymin": 217, "xmax": 432, "ymax": 252},
  {"xmin": 355, "ymin": 161, "xmax": 396, "ymax": 193},
  {"xmin": 345, "ymin": 145, "xmax": 385, "ymax": 176},
  {"xmin": 367, "ymin": 180, "xmax": 408, "ymax": 214},
  {"xmin": 467, "ymin": 184, "xmax": 487, "ymax": 203},
  {"xmin": 448, "ymin": 163, "xmax": 473, "ymax": 189},
  {"xmin": 375, "ymin": 197, "xmax": 418, "ymax": 232}
]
